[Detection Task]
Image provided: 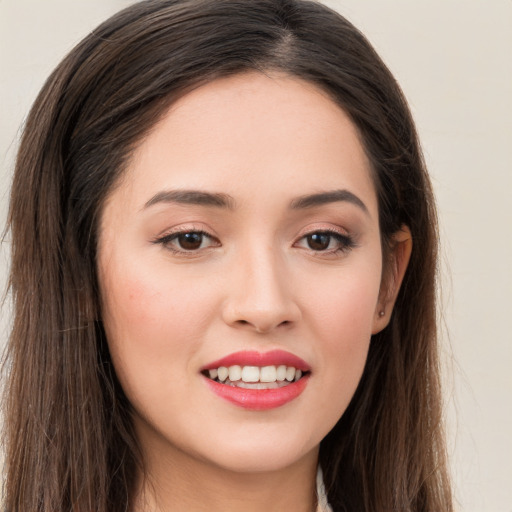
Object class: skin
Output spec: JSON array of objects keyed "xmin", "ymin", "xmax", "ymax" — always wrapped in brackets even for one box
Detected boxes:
[{"xmin": 98, "ymin": 72, "xmax": 411, "ymax": 512}]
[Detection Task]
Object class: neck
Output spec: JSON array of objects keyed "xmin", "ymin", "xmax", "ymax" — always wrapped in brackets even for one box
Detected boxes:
[{"xmin": 132, "ymin": 439, "xmax": 319, "ymax": 512}]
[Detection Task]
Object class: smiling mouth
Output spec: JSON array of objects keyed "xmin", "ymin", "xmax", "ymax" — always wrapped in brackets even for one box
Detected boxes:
[{"xmin": 202, "ymin": 365, "xmax": 308, "ymax": 389}]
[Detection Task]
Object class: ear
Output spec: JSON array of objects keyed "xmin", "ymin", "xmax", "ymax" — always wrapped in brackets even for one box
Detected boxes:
[{"xmin": 372, "ymin": 225, "xmax": 412, "ymax": 334}]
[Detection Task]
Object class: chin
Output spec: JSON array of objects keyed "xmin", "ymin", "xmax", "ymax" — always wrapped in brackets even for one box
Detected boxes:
[
  {"xmin": 186, "ymin": 421, "xmax": 323, "ymax": 474},
  {"xmin": 202, "ymin": 440, "xmax": 318, "ymax": 475},
  {"xmin": 137, "ymin": 411, "xmax": 323, "ymax": 476}
]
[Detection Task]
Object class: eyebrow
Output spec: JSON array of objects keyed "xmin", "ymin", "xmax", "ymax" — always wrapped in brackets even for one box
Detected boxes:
[
  {"xmin": 289, "ymin": 189, "xmax": 369, "ymax": 214},
  {"xmin": 143, "ymin": 188, "xmax": 368, "ymax": 214},
  {"xmin": 144, "ymin": 189, "xmax": 236, "ymax": 210}
]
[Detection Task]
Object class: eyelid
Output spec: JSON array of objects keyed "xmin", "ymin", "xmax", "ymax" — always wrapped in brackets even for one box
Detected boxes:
[
  {"xmin": 152, "ymin": 222, "xmax": 215, "ymax": 240},
  {"xmin": 294, "ymin": 223, "xmax": 351, "ymax": 239}
]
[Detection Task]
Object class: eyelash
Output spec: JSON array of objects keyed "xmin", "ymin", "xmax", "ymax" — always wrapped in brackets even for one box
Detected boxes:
[
  {"xmin": 295, "ymin": 229, "xmax": 356, "ymax": 255},
  {"xmin": 152, "ymin": 229, "xmax": 219, "ymax": 255},
  {"xmin": 152, "ymin": 228, "xmax": 356, "ymax": 256}
]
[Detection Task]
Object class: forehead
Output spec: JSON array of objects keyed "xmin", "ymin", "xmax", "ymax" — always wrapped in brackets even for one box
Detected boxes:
[{"xmin": 108, "ymin": 71, "xmax": 377, "ymax": 217}]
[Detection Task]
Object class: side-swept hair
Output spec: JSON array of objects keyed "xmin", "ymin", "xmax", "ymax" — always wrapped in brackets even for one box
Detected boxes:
[{"xmin": 3, "ymin": 1, "xmax": 452, "ymax": 510}]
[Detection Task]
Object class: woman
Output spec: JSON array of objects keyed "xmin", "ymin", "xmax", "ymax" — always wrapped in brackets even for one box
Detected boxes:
[{"xmin": 3, "ymin": 0, "xmax": 453, "ymax": 511}]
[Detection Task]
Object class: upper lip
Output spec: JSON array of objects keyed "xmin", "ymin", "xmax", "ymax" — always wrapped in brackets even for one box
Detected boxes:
[{"xmin": 201, "ymin": 350, "xmax": 311, "ymax": 372}]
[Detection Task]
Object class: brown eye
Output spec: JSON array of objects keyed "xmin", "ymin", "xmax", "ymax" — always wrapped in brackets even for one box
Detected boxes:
[
  {"xmin": 176, "ymin": 232, "xmax": 204, "ymax": 250},
  {"xmin": 306, "ymin": 233, "xmax": 331, "ymax": 251},
  {"xmin": 154, "ymin": 230, "xmax": 218, "ymax": 253},
  {"xmin": 295, "ymin": 230, "xmax": 355, "ymax": 255}
]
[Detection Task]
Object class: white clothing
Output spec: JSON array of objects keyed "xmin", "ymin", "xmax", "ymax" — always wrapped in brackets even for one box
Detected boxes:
[{"xmin": 316, "ymin": 466, "xmax": 333, "ymax": 512}]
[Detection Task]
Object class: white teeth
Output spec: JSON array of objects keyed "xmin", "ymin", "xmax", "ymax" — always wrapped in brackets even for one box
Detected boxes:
[
  {"xmin": 217, "ymin": 366, "xmax": 229, "ymax": 382},
  {"xmin": 228, "ymin": 365, "xmax": 242, "ymax": 381},
  {"xmin": 260, "ymin": 365, "xmax": 277, "ymax": 383},
  {"xmin": 285, "ymin": 366, "xmax": 296, "ymax": 382},
  {"xmin": 207, "ymin": 364, "xmax": 306, "ymax": 385},
  {"xmin": 241, "ymin": 366, "xmax": 260, "ymax": 383},
  {"xmin": 276, "ymin": 365, "xmax": 287, "ymax": 381}
]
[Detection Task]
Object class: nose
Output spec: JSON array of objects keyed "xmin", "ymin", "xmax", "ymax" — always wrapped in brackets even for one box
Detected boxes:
[{"xmin": 221, "ymin": 247, "xmax": 301, "ymax": 333}]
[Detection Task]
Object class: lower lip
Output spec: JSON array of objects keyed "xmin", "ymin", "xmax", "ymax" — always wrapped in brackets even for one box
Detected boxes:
[{"xmin": 203, "ymin": 375, "xmax": 310, "ymax": 410}]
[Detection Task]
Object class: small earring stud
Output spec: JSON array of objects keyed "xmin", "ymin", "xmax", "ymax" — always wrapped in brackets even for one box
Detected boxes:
[{"xmin": 378, "ymin": 311, "xmax": 385, "ymax": 317}]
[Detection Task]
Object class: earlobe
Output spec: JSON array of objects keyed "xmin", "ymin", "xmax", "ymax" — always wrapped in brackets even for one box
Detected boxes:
[{"xmin": 372, "ymin": 225, "xmax": 412, "ymax": 334}]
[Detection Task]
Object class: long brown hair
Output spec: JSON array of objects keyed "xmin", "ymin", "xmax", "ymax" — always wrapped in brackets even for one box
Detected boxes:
[{"xmin": 3, "ymin": 1, "xmax": 452, "ymax": 510}]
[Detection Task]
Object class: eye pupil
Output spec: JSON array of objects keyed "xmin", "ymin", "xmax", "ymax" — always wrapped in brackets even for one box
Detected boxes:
[
  {"xmin": 307, "ymin": 233, "xmax": 330, "ymax": 251},
  {"xmin": 178, "ymin": 232, "xmax": 203, "ymax": 250}
]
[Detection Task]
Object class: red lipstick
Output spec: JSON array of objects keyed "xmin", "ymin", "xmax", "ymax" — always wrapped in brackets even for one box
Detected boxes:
[
  {"xmin": 201, "ymin": 350, "xmax": 311, "ymax": 372},
  {"xmin": 201, "ymin": 350, "xmax": 311, "ymax": 410}
]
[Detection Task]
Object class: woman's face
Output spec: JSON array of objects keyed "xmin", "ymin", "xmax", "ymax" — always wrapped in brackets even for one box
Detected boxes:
[{"xmin": 98, "ymin": 72, "xmax": 387, "ymax": 474}]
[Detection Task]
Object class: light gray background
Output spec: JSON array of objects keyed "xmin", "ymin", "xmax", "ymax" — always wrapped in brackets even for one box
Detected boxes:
[{"xmin": 1, "ymin": 1, "xmax": 511, "ymax": 511}]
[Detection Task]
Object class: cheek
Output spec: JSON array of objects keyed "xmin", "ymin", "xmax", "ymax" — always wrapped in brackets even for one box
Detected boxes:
[
  {"xmin": 306, "ymin": 261, "xmax": 381, "ymax": 342},
  {"xmin": 321, "ymin": 286, "xmax": 375, "ymax": 366},
  {"xmin": 102, "ymin": 275, "xmax": 166, "ymax": 347},
  {"xmin": 302, "ymin": 264, "xmax": 381, "ymax": 412},
  {"xmin": 99, "ymin": 259, "xmax": 221, "ymax": 371},
  {"xmin": 98, "ymin": 270, "xmax": 210, "ymax": 415}
]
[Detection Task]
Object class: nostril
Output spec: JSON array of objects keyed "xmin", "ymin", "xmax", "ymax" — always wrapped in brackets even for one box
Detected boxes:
[{"xmin": 233, "ymin": 318, "xmax": 292, "ymax": 332}]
